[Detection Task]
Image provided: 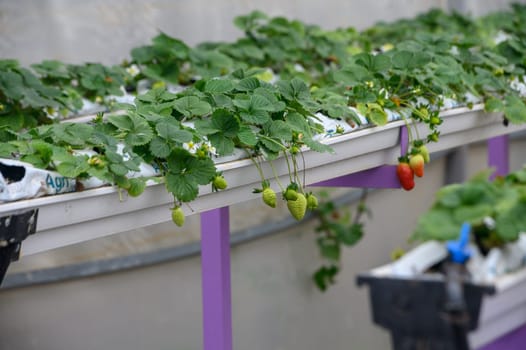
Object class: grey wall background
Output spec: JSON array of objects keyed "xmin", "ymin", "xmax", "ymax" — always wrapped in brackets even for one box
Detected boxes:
[
  {"xmin": 1, "ymin": 0, "xmax": 448, "ymax": 65},
  {"xmin": 1, "ymin": 1, "xmax": 526, "ymax": 350}
]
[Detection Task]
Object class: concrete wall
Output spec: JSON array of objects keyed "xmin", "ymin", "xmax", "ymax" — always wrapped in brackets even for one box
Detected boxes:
[
  {"xmin": 0, "ymin": 0, "xmax": 448, "ymax": 65},
  {"xmin": 1, "ymin": 1, "xmax": 526, "ymax": 349},
  {"xmin": 448, "ymin": 0, "xmax": 522, "ymax": 16}
]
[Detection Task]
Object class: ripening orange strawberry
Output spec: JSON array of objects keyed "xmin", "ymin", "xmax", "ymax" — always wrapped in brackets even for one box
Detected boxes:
[{"xmin": 409, "ymin": 154, "xmax": 425, "ymax": 178}]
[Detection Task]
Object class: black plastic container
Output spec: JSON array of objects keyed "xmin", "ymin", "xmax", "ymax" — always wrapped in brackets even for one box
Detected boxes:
[
  {"xmin": 357, "ymin": 267, "xmax": 495, "ymax": 350},
  {"xmin": 0, "ymin": 209, "xmax": 38, "ymax": 285}
]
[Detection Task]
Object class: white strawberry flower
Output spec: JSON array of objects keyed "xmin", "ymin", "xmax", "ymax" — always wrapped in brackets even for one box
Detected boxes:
[
  {"xmin": 183, "ymin": 141, "xmax": 199, "ymax": 154},
  {"xmin": 203, "ymin": 141, "xmax": 217, "ymax": 156},
  {"xmin": 126, "ymin": 64, "xmax": 141, "ymax": 78}
]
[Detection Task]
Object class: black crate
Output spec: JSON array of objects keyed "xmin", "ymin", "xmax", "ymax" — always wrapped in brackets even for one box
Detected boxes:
[{"xmin": 357, "ymin": 269, "xmax": 495, "ymax": 350}]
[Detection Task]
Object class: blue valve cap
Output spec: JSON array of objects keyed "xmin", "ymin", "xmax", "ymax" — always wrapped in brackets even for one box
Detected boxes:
[{"xmin": 447, "ymin": 222, "xmax": 472, "ymax": 264}]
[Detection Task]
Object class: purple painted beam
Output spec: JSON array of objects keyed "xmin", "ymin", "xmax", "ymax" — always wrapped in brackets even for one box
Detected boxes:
[
  {"xmin": 478, "ymin": 324, "xmax": 526, "ymax": 350},
  {"xmin": 200, "ymin": 207, "xmax": 233, "ymax": 350},
  {"xmin": 487, "ymin": 135, "xmax": 509, "ymax": 180},
  {"xmin": 311, "ymin": 126, "xmax": 408, "ymax": 189},
  {"xmin": 312, "ymin": 165, "xmax": 401, "ymax": 188}
]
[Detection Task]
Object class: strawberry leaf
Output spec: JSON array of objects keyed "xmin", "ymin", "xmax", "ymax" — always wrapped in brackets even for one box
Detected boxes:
[
  {"xmin": 366, "ymin": 103, "xmax": 388, "ymax": 126},
  {"xmin": 285, "ymin": 112, "xmax": 310, "ymax": 133},
  {"xmin": 124, "ymin": 115, "xmax": 154, "ymax": 146},
  {"xmin": 317, "ymin": 236, "xmax": 341, "ymax": 261},
  {"xmin": 239, "ymin": 109, "xmax": 270, "ymax": 124},
  {"xmin": 332, "ymin": 64, "xmax": 372, "ymax": 86},
  {"xmin": 108, "ymin": 114, "xmax": 134, "ymax": 130},
  {"xmin": 503, "ymin": 95, "xmax": 526, "ymax": 124},
  {"xmin": 237, "ymin": 125, "xmax": 258, "ymax": 146},
  {"xmin": 149, "ymin": 136, "xmax": 171, "ymax": 158},
  {"xmin": 392, "ymin": 50, "xmax": 431, "ymax": 70},
  {"xmin": 166, "ymin": 149, "xmax": 216, "ymax": 185},
  {"xmin": 355, "ymin": 53, "xmax": 391, "ymax": 73},
  {"xmin": 56, "ymin": 156, "xmax": 90, "ymax": 178},
  {"xmin": 268, "ymin": 120, "xmax": 292, "ymax": 141},
  {"xmin": 236, "ymin": 77, "xmax": 260, "ymax": 92},
  {"xmin": 495, "ymin": 201, "xmax": 526, "ymax": 241},
  {"xmin": 164, "ymin": 151, "xmax": 217, "ymax": 202},
  {"xmin": 173, "ymin": 96, "xmax": 212, "ymax": 117},
  {"xmin": 484, "ymin": 97, "xmax": 504, "ymax": 112},
  {"xmin": 204, "ymin": 79, "xmax": 235, "ymax": 94},
  {"xmin": 208, "ymin": 134, "xmax": 235, "ymax": 155},
  {"xmin": 303, "ymin": 137, "xmax": 334, "ymax": 153},
  {"xmin": 155, "ymin": 121, "xmax": 193, "ymax": 143},
  {"xmin": 260, "ymin": 137, "xmax": 283, "ymax": 152},
  {"xmin": 210, "ymin": 109, "xmax": 240, "ymax": 137},
  {"xmin": 109, "ymin": 163, "xmax": 129, "ymax": 176},
  {"xmin": 52, "ymin": 123, "xmax": 93, "ymax": 146},
  {"xmin": 195, "ymin": 109, "xmax": 240, "ymax": 155}
]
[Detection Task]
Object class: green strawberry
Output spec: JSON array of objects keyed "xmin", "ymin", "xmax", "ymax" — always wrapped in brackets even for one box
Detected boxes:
[
  {"xmin": 127, "ymin": 178, "xmax": 146, "ymax": 197},
  {"xmin": 418, "ymin": 145, "xmax": 430, "ymax": 163},
  {"xmin": 290, "ymin": 145, "xmax": 300, "ymax": 155},
  {"xmin": 284, "ymin": 188, "xmax": 298, "ymax": 201},
  {"xmin": 306, "ymin": 193, "xmax": 319, "ymax": 210},
  {"xmin": 171, "ymin": 207, "xmax": 185, "ymax": 227},
  {"xmin": 213, "ymin": 175, "xmax": 228, "ymax": 190},
  {"xmin": 287, "ymin": 193, "xmax": 307, "ymax": 220},
  {"xmin": 262, "ymin": 188, "xmax": 277, "ymax": 208}
]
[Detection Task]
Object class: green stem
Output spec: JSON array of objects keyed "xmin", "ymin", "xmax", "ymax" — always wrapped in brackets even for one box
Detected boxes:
[
  {"xmin": 397, "ymin": 107, "xmax": 414, "ymax": 151},
  {"xmin": 268, "ymin": 160, "xmax": 285, "ymax": 192},
  {"xmin": 353, "ymin": 189, "xmax": 368, "ymax": 223},
  {"xmin": 259, "ymin": 135, "xmax": 288, "ymax": 151},
  {"xmin": 300, "ymin": 150, "xmax": 307, "ymax": 190},
  {"xmin": 248, "ymin": 151, "xmax": 267, "ymax": 184},
  {"xmin": 283, "ymin": 150, "xmax": 294, "ymax": 183},
  {"xmin": 393, "ymin": 75, "xmax": 407, "ymax": 96},
  {"xmin": 291, "ymin": 153, "xmax": 304, "ymax": 192}
]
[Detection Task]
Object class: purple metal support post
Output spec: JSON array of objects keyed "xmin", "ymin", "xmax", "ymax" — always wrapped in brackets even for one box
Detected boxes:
[
  {"xmin": 487, "ymin": 135, "xmax": 509, "ymax": 180},
  {"xmin": 200, "ymin": 207, "xmax": 233, "ymax": 350}
]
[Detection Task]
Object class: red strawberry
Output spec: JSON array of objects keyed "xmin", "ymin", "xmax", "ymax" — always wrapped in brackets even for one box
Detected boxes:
[
  {"xmin": 409, "ymin": 154, "xmax": 425, "ymax": 177},
  {"xmin": 397, "ymin": 160, "xmax": 415, "ymax": 191}
]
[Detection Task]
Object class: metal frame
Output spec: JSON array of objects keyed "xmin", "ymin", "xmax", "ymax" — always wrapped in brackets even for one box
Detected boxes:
[
  {"xmin": 197, "ymin": 135, "xmax": 514, "ymax": 350},
  {"xmin": 1, "ymin": 108, "xmax": 524, "ymax": 349}
]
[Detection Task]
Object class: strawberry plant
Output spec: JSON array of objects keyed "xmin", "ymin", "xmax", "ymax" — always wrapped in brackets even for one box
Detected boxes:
[
  {"xmin": 130, "ymin": 33, "xmax": 191, "ymax": 85},
  {"xmin": 68, "ymin": 63, "xmax": 130, "ymax": 100},
  {"xmin": 1, "ymin": 5, "xmax": 526, "ymax": 228},
  {"xmin": 1, "ymin": 4, "xmax": 526, "ymax": 291},
  {"xmin": 412, "ymin": 166, "xmax": 526, "ymax": 254},
  {"xmin": 0, "ymin": 60, "xmax": 72, "ymax": 133},
  {"xmin": 313, "ymin": 190, "xmax": 369, "ymax": 291}
]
